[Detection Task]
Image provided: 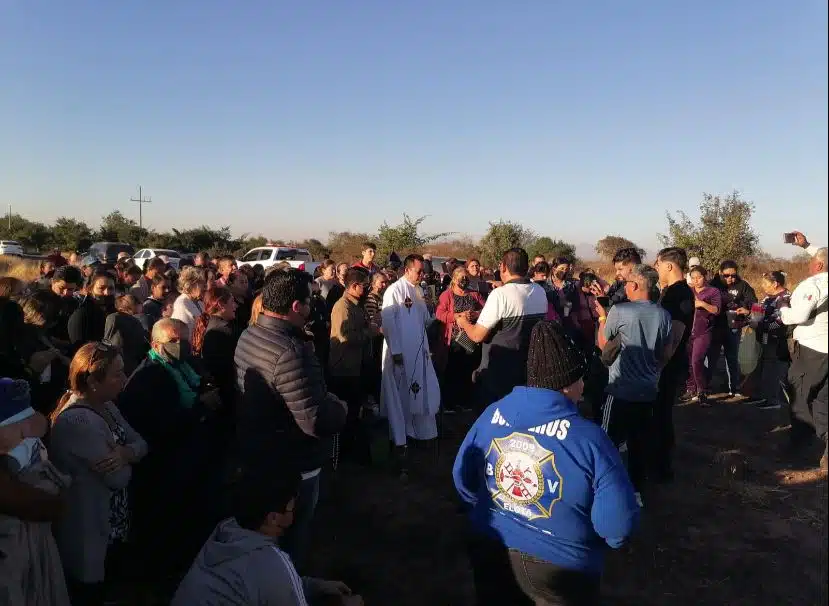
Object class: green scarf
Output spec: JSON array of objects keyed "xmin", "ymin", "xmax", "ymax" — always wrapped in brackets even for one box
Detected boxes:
[{"xmin": 147, "ymin": 349, "xmax": 201, "ymax": 409}]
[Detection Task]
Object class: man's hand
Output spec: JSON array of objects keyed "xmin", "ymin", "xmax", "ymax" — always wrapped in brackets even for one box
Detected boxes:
[
  {"xmin": 791, "ymin": 231, "xmax": 810, "ymax": 249},
  {"xmin": 735, "ymin": 307, "xmax": 750, "ymax": 316},
  {"xmin": 455, "ymin": 313, "xmax": 471, "ymax": 328},
  {"xmin": 589, "ymin": 282, "xmax": 606, "ymax": 297},
  {"xmin": 315, "ymin": 580, "xmax": 352, "ymax": 596},
  {"xmin": 694, "ymin": 299, "xmax": 706, "ymax": 309}
]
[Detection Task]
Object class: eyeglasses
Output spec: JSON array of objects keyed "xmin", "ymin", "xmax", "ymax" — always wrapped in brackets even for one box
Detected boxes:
[{"xmin": 722, "ymin": 273, "xmax": 738, "ymax": 279}]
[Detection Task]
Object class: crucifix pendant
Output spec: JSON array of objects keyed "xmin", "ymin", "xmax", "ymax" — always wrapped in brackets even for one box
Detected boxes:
[{"xmin": 410, "ymin": 381, "xmax": 420, "ymax": 399}]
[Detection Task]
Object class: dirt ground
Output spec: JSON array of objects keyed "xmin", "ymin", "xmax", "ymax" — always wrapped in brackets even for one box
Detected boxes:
[
  {"xmin": 304, "ymin": 397, "xmax": 827, "ymax": 606},
  {"xmin": 118, "ymin": 393, "xmax": 827, "ymax": 606}
]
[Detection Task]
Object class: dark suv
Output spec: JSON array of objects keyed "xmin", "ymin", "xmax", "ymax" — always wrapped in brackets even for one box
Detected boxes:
[{"xmin": 88, "ymin": 242, "xmax": 135, "ymax": 263}]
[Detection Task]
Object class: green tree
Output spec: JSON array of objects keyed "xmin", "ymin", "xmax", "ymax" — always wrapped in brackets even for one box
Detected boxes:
[
  {"xmin": 52, "ymin": 217, "xmax": 94, "ymax": 252},
  {"xmin": 327, "ymin": 231, "xmax": 375, "ymax": 263},
  {"xmin": 98, "ymin": 211, "xmax": 150, "ymax": 247},
  {"xmin": 594, "ymin": 235, "xmax": 645, "ymax": 261},
  {"xmin": 0, "ymin": 214, "xmax": 52, "ymax": 251},
  {"xmin": 478, "ymin": 221, "xmax": 536, "ymax": 267},
  {"xmin": 376, "ymin": 214, "xmax": 451, "ymax": 260},
  {"xmin": 297, "ymin": 238, "xmax": 331, "ymax": 260},
  {"xmin": 659, "ymin": 191, "xmax": 759, "ymax": 270},
  {"xmin": 170, "ymin": 226, "xmax": 235, "ymax": 254},
  {"xmin": 235, "ymin": 236, "xmax": 269, "ymax": 256},
  {"xmin": 528, "ymin": 237, "xmax": 578, "ymax": 264}
]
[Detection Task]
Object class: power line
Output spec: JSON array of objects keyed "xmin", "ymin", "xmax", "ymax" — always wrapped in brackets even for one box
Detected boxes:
[{"xmin": 130, "ymin": 186, "xmax": 152, "ymax": 230}]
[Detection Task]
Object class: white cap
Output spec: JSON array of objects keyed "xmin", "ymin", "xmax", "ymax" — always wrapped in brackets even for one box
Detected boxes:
[{"xmin": 688, "ymin": 257, "xmax": 701, "ymax": 267}]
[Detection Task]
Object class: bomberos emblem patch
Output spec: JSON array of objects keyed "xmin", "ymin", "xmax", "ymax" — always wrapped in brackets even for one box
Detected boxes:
[{"xmin": 485, "ymin": 432, "xmax": 563, "ymax": 521}]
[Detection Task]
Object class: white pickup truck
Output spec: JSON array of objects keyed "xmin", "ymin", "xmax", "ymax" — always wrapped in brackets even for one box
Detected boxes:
[{"xmin": 236, "ymin": 246, "xmax": 321, "ymax": 276}]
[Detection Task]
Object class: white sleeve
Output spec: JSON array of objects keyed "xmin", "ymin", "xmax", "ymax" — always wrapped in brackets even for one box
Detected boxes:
[
  {"xmin": 476, "ymin": 289, "xmax": 503, "ymax": 330},
  {"xmin": 780, "ymin": 279, "xmax": 818, "ymax": 326},
  {"xmin": 380, "ymin": 286, "xmax": 403, "ymax": 356},
  {"xmin": 806, "ymin": 244, "xmax": 822, "ymax": 257}
]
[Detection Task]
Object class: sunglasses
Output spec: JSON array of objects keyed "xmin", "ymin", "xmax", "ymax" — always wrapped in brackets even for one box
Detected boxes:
[
  {"xmin": 722, "ymin": 273, "xmax": 738, "ymax": 279},
  {"xmin": 90, "ymin": 340, "xmax": 117, "ymax": 364}
]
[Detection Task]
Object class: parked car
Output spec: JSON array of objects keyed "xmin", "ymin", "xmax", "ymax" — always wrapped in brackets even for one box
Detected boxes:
[
  {"xmin": 87, "ymin": 242, "xmax": 136, "ymax": 264},
  {"xmin": 133, "ymin": 248, "xmax": 182, "ymax": 270},
  {"xmin": 0, "ymin": 240, "xmax": 24, "ymax": 256},
  {"xmin": 236, "ymin": 246, "xmax": 321, "ymax": 276}
]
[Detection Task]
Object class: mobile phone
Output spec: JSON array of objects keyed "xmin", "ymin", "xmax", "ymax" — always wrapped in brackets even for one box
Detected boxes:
[
  {"xmin": 784, "ymin": 232, "xmax": 796, "ymax": 244},
  {"xmin": 597, "ymin": 296, "xmax": 610, "ymax": 310}
]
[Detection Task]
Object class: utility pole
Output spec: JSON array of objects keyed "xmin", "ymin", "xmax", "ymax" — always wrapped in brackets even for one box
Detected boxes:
[
  {"xmin": 7, "ymin": 204, "xmax": 10, "ymax": 230},
  {"xmin": 130, "ymin": 186, "xmax": 152, "ymax": 230}
]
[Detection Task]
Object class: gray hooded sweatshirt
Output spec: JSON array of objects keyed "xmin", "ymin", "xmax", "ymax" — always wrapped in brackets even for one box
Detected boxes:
[{"xmin": 172, "ymin": 518, "xmax": 326, "ymax": 605}]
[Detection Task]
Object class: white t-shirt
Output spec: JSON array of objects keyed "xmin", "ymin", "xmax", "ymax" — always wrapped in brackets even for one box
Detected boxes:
[
  {"xmin": 476, "ymin": 280, "xmax": 548, "ymax": 401},
  {"xmin": 171, "ymin": 294, "xmax": 203, "ymax": 333}
]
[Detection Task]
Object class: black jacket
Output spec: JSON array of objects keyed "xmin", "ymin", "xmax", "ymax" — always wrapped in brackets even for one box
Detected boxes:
[
  {"xmin": 104, "ymin": 312, "xmax": 150, "ymax": 377},
  {"xmin": 710, "ymin": 275, "xmax": 758, "ymax": 332},
  {"xmin": 67, "ymin": 297, "xmax": 112, "ymax": 351},
  {"xmin": 118, "ymin": 356, "xmax": 217, "ymax": 558},
  {"xmin": 200, "ymin": 316, "xmax": 239, "ymax": 412},
  {"xmin": 234, "ymin": 314, "xmax": 346, "ymax": 473},
  {"xmin": 142, "ymin": 297, "xmax": 165, "ymax": 331}
]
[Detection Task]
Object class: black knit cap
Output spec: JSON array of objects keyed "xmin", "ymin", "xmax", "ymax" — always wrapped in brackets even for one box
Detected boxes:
[{"xmin": 526, "ymin": 321, "xmax": 586, "ymax": 392}]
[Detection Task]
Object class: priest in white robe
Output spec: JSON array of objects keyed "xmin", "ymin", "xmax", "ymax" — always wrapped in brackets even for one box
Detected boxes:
[{"xmin": 380, "ymin": 254, "xmax": 440, "ymax": 448}]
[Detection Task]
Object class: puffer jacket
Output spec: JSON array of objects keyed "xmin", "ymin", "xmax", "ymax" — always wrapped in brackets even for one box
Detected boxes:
[{"xmin": 234, "ymin": 314, "xmax": 346, "ymax": 473}]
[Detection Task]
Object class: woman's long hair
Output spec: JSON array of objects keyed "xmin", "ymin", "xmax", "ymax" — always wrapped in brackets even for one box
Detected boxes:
[
  {"xmin": 249, "ymin": 293, "xmax": 263, "ymax": 327},
  {"xmin": 50, "ymin": 341, "xmax": 120, "ymax": 424},
  {"xmin": 191, "ymin": 286, "xmax": 233, "ymax": 355}
]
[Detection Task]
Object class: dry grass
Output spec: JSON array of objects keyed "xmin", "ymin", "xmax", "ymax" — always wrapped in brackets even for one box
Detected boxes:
[{"xmin": 0, "ymin": 255, "xmax": 41, "ymax": 282}]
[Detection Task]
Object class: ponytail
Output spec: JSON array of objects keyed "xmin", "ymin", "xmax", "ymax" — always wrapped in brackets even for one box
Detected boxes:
[
  {"xmin": 191, "ymin": 312, "xmax": 211, "ymax": 355},
  {"xmin": 191, "ymin": 286, "xmax": 233, "ymax": 355},
  {"xmin": 50, "ymin": 390, "xmax": 74, "ymax": 425}
]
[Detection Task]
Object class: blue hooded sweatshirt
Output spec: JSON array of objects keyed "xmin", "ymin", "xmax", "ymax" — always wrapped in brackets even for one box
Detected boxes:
[{"xmin": 452, "ymin": 386, "xmax": 639, "ymax": 575}]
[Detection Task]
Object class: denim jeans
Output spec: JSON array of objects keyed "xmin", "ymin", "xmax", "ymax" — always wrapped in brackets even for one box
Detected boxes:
[{"xmin": 280, "ymin": 472, "xmax": 321, "ymax": 574}]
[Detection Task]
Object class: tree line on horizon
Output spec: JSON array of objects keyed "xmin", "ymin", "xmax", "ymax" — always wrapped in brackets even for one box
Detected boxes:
[{"xmin": 2, "ymin": 191, "xmax": 793, "ymax": 271}]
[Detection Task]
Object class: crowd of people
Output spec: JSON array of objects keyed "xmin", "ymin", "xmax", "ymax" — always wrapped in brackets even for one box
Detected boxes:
[{"xmin": 0, "ymin": 232, "xmax": 826, "ymax": 605}]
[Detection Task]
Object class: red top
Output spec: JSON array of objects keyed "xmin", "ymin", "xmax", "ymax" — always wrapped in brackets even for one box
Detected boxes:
[{"xmin": 435, "ymin": 288, "xmax": 486, "ymax": 346}]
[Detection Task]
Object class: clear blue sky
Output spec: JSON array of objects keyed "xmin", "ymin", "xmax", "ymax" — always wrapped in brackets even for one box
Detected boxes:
[{"xmin": 2, "ymin": 1, "xmax": 826, "ymax": 258}]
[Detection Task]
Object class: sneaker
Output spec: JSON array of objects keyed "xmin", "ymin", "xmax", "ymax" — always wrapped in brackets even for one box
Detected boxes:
[
  {"xmin": 634, "ymin": 492, "xmax": 644, "ymax": 508},
  {"xmin": 698, "ymin": 394, "xmax": 711, "ymax": 407},
  {"xmin": 619, "ymin": 442, "xmax": 628, "ymax": 453},
  {"xmin": 755, "ymin": 399, "xmax": 781, "ymax": 410},
  {"xmin": 442, "ymin": 408, "xmax": 457, "ymax": 415}
]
